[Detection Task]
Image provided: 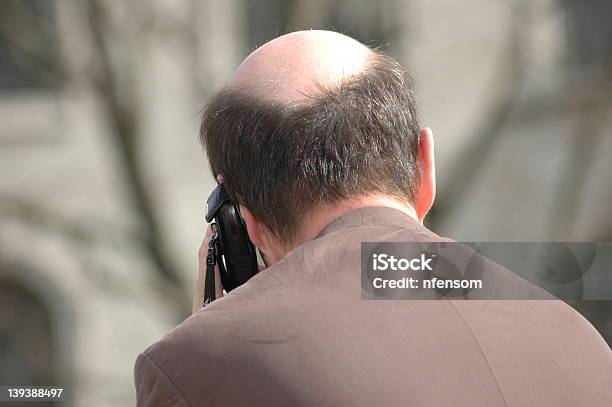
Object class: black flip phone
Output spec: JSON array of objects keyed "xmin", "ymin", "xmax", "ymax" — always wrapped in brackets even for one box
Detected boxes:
[{"xmin": 205, "ymin": 184, "xmax": 259, "ymax": 298}]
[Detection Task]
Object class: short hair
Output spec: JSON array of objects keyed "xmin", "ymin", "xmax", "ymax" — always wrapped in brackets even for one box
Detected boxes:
[{"xmin": 200, "ymin": 51, "xmax": 420, "ymax": 246}]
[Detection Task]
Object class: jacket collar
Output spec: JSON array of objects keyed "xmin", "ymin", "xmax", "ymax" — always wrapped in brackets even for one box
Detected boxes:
[{"xmin": 315, "ymin": 206, "xmax": 427, "ymax": 239}]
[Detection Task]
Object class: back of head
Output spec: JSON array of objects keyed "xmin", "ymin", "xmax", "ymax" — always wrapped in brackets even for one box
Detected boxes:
[{"xmin": 200, "ymin": 31, "xmax": 420, "ymax": 246}]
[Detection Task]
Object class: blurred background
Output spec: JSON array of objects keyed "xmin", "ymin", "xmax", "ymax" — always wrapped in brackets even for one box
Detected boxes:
[{"xmin": 1, "ymin": 0, "xmax": 611, "ymax": 405}]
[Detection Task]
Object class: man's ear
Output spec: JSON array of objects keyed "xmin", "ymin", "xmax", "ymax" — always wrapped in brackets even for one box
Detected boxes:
[
  {"xmin": 414, "ymin": 127, "xmax": 436, "ymax": 222},
  {"xmin": 239, "ymin": 204, "xmax": 267, "ymax": 250}
]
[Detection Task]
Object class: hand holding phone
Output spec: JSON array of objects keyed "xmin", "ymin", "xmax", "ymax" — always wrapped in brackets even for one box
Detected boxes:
[{"xmin": 200, "ymin": 184, "xmax": 259, "ymax": 305}]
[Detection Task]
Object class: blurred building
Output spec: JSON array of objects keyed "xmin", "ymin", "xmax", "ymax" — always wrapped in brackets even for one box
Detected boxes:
[{"xmin": 0, "ymin": 0, "xmax": 610, "ymax": 405}]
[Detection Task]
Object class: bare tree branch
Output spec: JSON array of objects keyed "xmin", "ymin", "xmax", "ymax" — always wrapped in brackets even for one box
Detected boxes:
[{"xmin": 86, "ymin": 0, "xmax": 184, "ymax": 289}]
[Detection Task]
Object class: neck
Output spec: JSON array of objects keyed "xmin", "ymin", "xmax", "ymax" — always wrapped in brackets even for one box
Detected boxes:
[{"xmin": 269, "ymin": 196, "xmax": 417, "ymax": 261}]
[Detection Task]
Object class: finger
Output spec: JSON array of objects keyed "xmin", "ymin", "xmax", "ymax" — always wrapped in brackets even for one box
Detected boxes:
[{"xmin": 193, "ymin": 239, "xmax": 208, "ymax": 313}]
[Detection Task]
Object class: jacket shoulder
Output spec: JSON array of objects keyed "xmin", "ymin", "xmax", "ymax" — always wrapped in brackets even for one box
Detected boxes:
[
  {"xmin": 135, "ymin": 297, "xmax": 262, "ymax": 406},
  {"xmin": 134, "ymin": 351, "xmax": 192, "ymax": 407}
]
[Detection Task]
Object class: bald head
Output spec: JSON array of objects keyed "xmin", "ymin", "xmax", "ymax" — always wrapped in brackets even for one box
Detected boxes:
[
  {"xmin": 202, "ymin": 31, "xmax": 422, "ymax": 244},
  {"xmin": 229, "ymin": 30, "xmax": 374, "ymax": 103}
]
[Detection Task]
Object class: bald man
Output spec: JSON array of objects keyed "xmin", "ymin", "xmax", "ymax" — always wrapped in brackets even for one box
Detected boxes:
[{"xmin": 134, "ymin": 31, "xmax": 612, "ymax": 406}]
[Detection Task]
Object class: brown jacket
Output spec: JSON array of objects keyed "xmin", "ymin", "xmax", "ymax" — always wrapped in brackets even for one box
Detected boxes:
[{"xmin": 135, "ymin": 207, "xmax": 612, "ymax": 406}]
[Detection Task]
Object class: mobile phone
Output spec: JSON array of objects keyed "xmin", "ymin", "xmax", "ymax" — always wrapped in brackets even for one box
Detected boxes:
[{"xmin": 205, "ymin": 184, "xmax": 259, "ymax": 293}]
